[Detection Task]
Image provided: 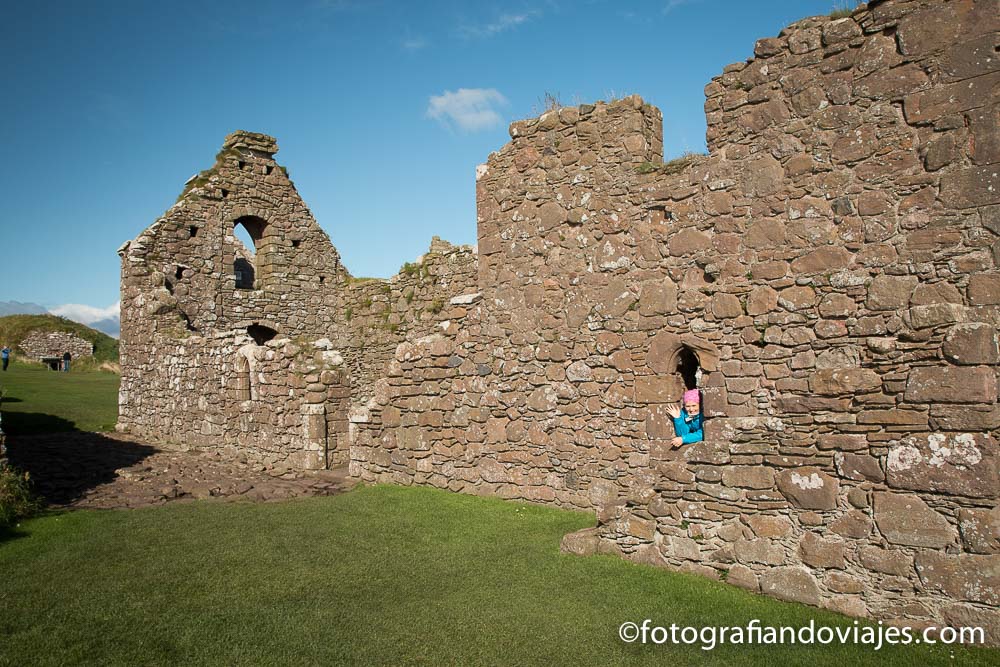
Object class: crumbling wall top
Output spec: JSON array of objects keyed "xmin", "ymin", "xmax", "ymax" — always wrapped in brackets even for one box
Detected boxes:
[{"xmin": 223, "ymin": 130, "xmax": 278, "ymax": 157}]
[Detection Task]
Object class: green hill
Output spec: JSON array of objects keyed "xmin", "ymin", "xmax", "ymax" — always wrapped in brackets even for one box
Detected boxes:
[{"xmin": 0, "ymin": 314, "xmax": 119, "ymax": 363}]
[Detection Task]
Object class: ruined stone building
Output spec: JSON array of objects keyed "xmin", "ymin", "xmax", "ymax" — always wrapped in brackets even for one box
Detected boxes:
[
  {"xmin": 120, "ymin": 0, "xmax": 998, "ymax": 640},
  {"xmin": 19, "ymin": 330, "xmax": 94, "ymax": 369}
]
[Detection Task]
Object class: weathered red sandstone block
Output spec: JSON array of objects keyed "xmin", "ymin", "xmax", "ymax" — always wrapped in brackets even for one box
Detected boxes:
[
  {"xmin": 969, "ymin": 104, "xmax": 1000, "ymax": 165},
  {"xmin": 777, "ymin": 286, "xmax": 816, "ymax": 311},
  {"xmin": 721, "ymin": 466, "xmax": 774, "ymax": 489},
  {"xmin": 904, "ymin": 366, "xmax": 997, "ymax": 403},
  {"xmin": 799, "ymin": 532, "xmax": 847, "ymax": 569},
  {"xmin": 915, "ymin": 551, "xmax": 1000, "ymax": 606},
  {"xmin": 930, "ymin": 404, "xmax": 1000, "ymax": 431},
  {"xmin": 734, "ymin": 538, "xmax": 784, "ymax": 566},
  {"xmin": 754, "ymin": 37, "xmax": 784, "ymax": 57},
  {"xmin": 832, "ymin": 126, "xmax": 877, "ymax": 164},
  {"xmin": 776, "ymin": 467, "xmax": 838, "ymax": 510},
  {"xmin": 874, "ymin": 492, "xmax": 957, "ymax": 548},
  {"xmin": 904, "ymin": 71, "xmax": 1000, "ymax": 124},
  {"xmin": 790, "ymin": 247, "xmax": 854, "ymax": 274},
  {"xmin": 711, "ymin": 293, "xmax": 743, "ymax": 319},
  {"xmin": 744, "ymin": 219, "xmax": 786, "ymax": 249},
  {"xmin": 866, "ymin": 274, "xmax": 918, "ymax": 310},
  {"xmin": 759, "ymin": 567, "xmax": 821, "ymax": 606},
  {"xmin": 943, "ymin": 323, "xmax": 999, "ymax": 365},
  {"xmin": 774, "ymin": 395, "xmax": 850, "ymax": 413},
  {"xmin": 638, "ymin": 281, "xmax": 677, "ymax": 315},
  {"xmin": 854, "ymin": 63, "xmax": 929, "ymax": 101},
  {"xmin": 634, "ymin": 376, "xmax": 678, "ymax": 403},
  {"xmin": 958, "ymin": 507, "xmax": 1000, "ymax": 555},
  {"xmin": 835, "ymin": 452, "xmax": 884, "ymax": 482},
  {"xmin": 857, "ymin": 409, "xmax": 928, "ymax": 426},
  {"xmin": 969, "ymin": 274, "xmax": 1000, "ymax": 306},
  {"xmin": 887, "ymin": 432, "xmax": 998, "ymax": 498},
  {"xmin": 940, "ymin": 166, "xmax": 1000, "ymax": 209},
  {"xmin": 810, "ymin": 368, "xmax": 881, "ymax": 396},
  {"xmin": 942, "ymin": 604, "xmax": 1000, "ymax": 646},
  {"xmin": 817, "ymin": 433, "xmax": 867, "ymax": 451},
  {"xmin": 859, "ymin": 545, "xmax": 914, "ymax": 577},
  {"xmin": 830, "ymin": 510, "xmax": 873, "ymax": 539},
  {"xmin": 743, "ymin": 514, "xmax": 790, "ymax": 539}
]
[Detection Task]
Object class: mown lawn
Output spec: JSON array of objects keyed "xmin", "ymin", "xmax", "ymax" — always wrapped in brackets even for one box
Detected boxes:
[
  {"xmin": 1, "ymin": 485, "xmax": 994, "ymax": 666},
  {"xmin": 0, "ymin": 363, "xmax": 119, "ymax": 433}
]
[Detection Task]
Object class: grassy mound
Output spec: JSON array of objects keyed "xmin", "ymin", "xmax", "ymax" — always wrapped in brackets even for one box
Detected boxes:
[{"xmin": 0, "ymin": 314, "xmax": 118, "ymax": 363}]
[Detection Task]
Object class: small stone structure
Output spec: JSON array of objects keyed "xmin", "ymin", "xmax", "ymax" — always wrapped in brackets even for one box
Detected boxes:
[
  {"xmin": 19, "ymin": 330, "xmax": 94, "ymax": 368},
  {"xmin": 121, "ymin": 0, "xmax": 998, "ymax": 640}
]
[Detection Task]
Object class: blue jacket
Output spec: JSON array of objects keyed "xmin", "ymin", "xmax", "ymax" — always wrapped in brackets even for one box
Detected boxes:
[{"xmin": 672, "ymin": 410, "xmax": 704, "ymax": 444}]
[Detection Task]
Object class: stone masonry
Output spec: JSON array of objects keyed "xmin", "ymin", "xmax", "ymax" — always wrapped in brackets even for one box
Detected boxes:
[
  {"xmin": 121, "ymin": 0, "xmax": 998, "ymax": 641},
  {"xmin": 19, "ymin": 330, "xmax": 94, "ymax": 362}
]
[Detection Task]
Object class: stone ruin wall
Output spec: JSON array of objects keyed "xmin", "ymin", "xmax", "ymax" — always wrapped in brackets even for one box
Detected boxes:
[
  {"xmin": 19, "ymin": 330, "xmax": 94, "ymax": 361},
  {"xmin": 351, "ymin": 0, "xmax": 1000, "ymax": 638},
  {"xmin": 118, "ymin": 132, "xmax": 478, "ymax": 470}
]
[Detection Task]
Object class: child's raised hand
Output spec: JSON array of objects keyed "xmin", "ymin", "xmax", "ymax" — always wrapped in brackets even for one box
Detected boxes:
[
  {"xmin": 670, "ymin": 436, "xmax": 683, "ymax": 448},
  {"xmin": 666, "ymin": 403, "xmax": 681, "ymax": 419}
]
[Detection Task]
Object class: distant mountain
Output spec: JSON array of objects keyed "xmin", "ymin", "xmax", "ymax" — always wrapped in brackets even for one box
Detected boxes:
[
  {"xmin": 87, "ymin": 316, "xmax": 121, "ymax": 339},
  {"xmin": 0, "ymin": 314, "xmax": 119, "ymax": 362},
  {"xmin": 0, "ymin": 301, "xmax": 48, "ymax": 316}
]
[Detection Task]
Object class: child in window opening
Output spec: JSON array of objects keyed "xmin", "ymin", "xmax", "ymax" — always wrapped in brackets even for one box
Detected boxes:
[{"xmin": 666, "ymin": 389, "xmax": 703, "ymax": 448}]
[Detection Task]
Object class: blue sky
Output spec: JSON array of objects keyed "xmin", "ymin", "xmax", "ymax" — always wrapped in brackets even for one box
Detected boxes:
[{"xmin": 1, "ymin": 0, "xmax": 851, "ymax": 326}]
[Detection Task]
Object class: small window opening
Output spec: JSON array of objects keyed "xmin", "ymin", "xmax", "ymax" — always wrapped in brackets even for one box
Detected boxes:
[
  {"xmin": 677, "ymin": 346, "xmax": 701, "ymax": 391},
  {"xmin": 291, "ymin": 239, "xmax": 301, "ymax": 248},
  {"xmin": 264, "ymin": 165, "xmax": 273, "ymax": 175},
  {"xmin": 189, "ymin": 226, "xmax": 199, "ymax": 238},
  {"xmin": 236, "ymin": 355, "xmax": 251, "ymax": 401},
  {"xmin": 247, "ymin": 324, "xmax": 279, "ymax": 346},
  {"xmin": 175, "ymin": 266, "xmax": 184, "ymax": 280},
  {"xmin": 220, "ymin": 188, "xmax": 229, "ymax": 199},
  {"xmin": 319, "ymin": 275, "xmax": 325, "ymax": 284},
  {"xmin": 233, "ymin": 216, "xmax": 267, "ymax": 290},
  {"xmin": 238, "ymin": 160, "xmax": 246, "ymax": 170}
]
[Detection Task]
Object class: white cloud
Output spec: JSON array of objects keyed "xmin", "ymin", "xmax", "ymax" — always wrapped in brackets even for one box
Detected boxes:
[
  {"xmin": 460, "ymin": 10, "xmax": 540, "ymax": 38},
  {"xmin": 426, "ymin": 88, "xmax": 509, "ymax": 132},
  {"xmin": 663, "ymin": 0, "xmax": 699, "ymax": 15},
  {"xmin": 402, "ymin": 37, "xmax": 428, "ymax": 51},
  {"xmin": 49, "ymin": 302, "xmax": 120, "ymax": 326}
]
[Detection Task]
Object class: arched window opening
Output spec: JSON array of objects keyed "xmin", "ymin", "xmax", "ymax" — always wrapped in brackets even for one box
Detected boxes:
[
  {"xmin": 236, "ymin": 355, "xmax": 251, "ymax": 401},
  {"xmin": 233, "ymin": 215, "xmax": 268, "ymax": 290},
  {"xmin": 676, "ymin": 346, "xmax": 702, "ymax": 391},
  {"xmin": 247, "ymin": 324, "xmax": 278, "ymax": 346}
]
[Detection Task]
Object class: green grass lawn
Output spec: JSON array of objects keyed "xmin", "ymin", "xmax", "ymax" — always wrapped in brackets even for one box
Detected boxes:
[
  {"xmin": 0, "ymin": 363, "xmax": 119, "ymax": 434},
  {"xmin": 1, "ymin": 485, "xmax": 994, "ymax": 666}
]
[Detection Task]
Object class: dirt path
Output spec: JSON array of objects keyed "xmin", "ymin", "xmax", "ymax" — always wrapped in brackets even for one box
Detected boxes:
[{"xmin": 5, "ymin": 431, "xmax": 357, "ymax": 510}]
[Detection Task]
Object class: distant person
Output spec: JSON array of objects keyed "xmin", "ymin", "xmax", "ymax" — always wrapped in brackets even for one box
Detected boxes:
[
  {"xmin": 1, "ymin": 346, "xmax": 9, "ymax": 371},
  {"xmin": 666, "ymin": 389, "xmax": 703, "ymax": 448},
  {"xmin": 63, "ymin": 351, "xmax": 71, "ymax": 372}
]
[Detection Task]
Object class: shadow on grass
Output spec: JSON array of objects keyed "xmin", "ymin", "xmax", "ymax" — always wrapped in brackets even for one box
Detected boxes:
[
  {"xmin": 5, "ymin": 420, "xmax": 157, "ymax": 506},
  {"xmin": 3, "ymin": 408, "xmax": 87, "ymax": 434}
]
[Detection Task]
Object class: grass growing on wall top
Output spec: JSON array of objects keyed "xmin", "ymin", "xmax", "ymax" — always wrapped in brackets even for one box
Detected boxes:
[{"xmin": 0, "ymin": 485, "xmax": 995, "ymax": 666}]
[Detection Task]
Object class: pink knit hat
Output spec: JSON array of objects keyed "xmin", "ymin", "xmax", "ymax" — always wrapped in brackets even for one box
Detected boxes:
[{"xmin": 683, "ymin": 389, "xmax": 701, "ymax": 404}]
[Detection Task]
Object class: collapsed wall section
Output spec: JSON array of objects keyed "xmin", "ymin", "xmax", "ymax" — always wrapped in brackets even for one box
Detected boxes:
[
  {"xmin": 19, "ymin": 330, "xmax": 94, "ymax": 362},
  {"xmin": 353, "ymin": 0, "xmax": 1000, "ymax": 638}
]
